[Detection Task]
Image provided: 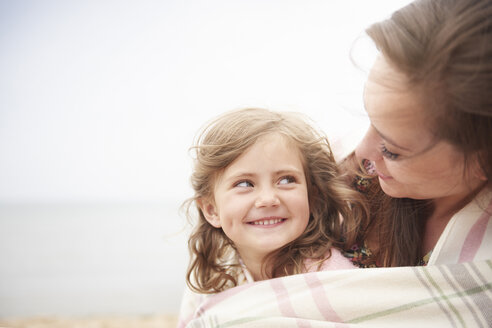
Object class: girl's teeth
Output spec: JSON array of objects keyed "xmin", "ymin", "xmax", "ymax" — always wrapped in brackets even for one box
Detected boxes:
[{"xmin": 253, "ymin": 218, "xmax": 283, "ymax": 225}]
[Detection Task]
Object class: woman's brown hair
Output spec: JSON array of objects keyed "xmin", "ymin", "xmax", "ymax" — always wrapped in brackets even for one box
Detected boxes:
[
  {"xmin": 355, "ymin": 0, "xmax": 492, "ymax": 266},
  {"xmin": 185, "ymin": 108, "xmax": 367, "ymax": 293}
]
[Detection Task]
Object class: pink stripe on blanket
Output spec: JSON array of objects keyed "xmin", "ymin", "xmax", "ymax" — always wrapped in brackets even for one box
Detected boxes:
[
  {"xmin": 304, "ymin": 273, "xmax": 347, "ymax": 327},
  {"xmin": 270, "ymin": 278, "xmax": 311, "ymax": 328},
  {"xmin": 458, "ymin": 198, "xmax": 492, "ymax": 263}
]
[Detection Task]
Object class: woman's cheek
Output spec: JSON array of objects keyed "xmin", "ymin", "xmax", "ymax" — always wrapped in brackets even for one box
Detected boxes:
[{"xmin": 384, "ymin": 161, "xmax": 403, "ymax": 180}]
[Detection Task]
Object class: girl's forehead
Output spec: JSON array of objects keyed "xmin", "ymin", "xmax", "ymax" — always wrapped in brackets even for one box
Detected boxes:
[
  {"xmin": 256, "ymin": 132, "xmax": 294, "ymax": 145},
  {"xmin": 211, "ymin": 132, "xmax": 306, "ymax": 185},
  {"xmin": 224, "ymin": 134, "xmax": 303, "ymax": 170}
]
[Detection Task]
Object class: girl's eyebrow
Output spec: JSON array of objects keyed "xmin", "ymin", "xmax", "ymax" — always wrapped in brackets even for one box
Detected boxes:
[
  {"xmin": 224, "ymin": 172, "xmax": 255, "ymax": 181},
  {"xmin": 371, "ymin": 124, "xmax": 411, "ymax": 151},
  {"xmin": 225, "ymin": 168, "xmax": 303, "ymax": 181},
  {"xmin": 274, "ymin": 169, "xmax": 304, "ymax": 176}
]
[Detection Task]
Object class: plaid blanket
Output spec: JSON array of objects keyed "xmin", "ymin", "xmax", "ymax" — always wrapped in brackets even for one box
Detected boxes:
[
  {"xmin": 186, "ymin": 261, "xmax": 491, "ymax": 327},
  {"xmin": 180, "ymin": 189, "xmax": 492, "ymax": 327}
]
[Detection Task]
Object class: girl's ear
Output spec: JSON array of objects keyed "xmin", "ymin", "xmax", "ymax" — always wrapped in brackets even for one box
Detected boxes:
[{"xmin": 197, "ymin": 198, "xmax": 221, "ymax": 228}]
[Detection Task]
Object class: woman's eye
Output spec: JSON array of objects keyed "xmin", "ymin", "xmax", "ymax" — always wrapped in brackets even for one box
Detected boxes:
[
  {"xmin": 235, "ymin": 180, "xmax": 253, "ymax": 188},
  {"xmin": 278, "ymin": 176, "xmax": 296, "ymax": 185},
  {"xmin": 380, "ymin": 144, "xmax": 399, "ymax": 160}
]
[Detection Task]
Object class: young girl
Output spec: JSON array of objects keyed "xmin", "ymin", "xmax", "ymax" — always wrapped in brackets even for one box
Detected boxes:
[{"xmin": 178, "ymin": 108, "xmax": 366, "ymax": 326}]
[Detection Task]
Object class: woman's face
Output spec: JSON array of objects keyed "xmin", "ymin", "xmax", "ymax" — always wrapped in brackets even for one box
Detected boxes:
[{"xmin": 355, "ymin": 56, "xmax": 483, "ymax": 202}]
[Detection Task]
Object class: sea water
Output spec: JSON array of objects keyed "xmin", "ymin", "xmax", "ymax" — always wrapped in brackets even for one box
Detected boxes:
[{"xmin": 0, "ymin": 202, "xmax": 189, "ymax": 317}]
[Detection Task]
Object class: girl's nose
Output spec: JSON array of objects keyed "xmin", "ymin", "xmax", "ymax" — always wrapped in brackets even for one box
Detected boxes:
[
  {"xmin": 255, "ymin": 187, "xmax": 280, "ymax": 208},
  {"xmin": 355, "ymin": 126, "xmax": 383, "ymax": 162}
]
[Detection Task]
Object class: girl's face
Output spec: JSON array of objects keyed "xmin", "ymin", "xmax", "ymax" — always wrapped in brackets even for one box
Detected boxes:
[
  {"xmin": 355, "ymin": 56, "xmax": 484, "ymax": 202},
  {"xmin": 200, "ymin": 133, "xmax": 310, "ymax": 263}
]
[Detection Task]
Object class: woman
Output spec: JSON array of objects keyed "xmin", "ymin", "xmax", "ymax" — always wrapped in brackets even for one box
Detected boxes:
[
  {"xmin": 347, "ymin": 0, "xmax": 492, "ymax": 268},
  {"xmin": 182, "ymin": 0, "xmax": 492, "ymax": 326}
]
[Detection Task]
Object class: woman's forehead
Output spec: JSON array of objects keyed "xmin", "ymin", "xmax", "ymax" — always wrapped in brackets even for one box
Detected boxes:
[
  {"xmin": 365, "ymin": 57, "xmax": 427, "ymax": 120},
  {"xmin": 364, "ymin": 57, "xmax": 436, "ymax": 150}
]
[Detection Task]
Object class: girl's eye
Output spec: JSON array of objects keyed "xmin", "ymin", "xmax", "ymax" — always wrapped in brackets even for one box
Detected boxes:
[
  {"xmin": 235, "ymin": 180, "xmax": 253, "ymax": 188},
  {"xmin": 380, "ymin": 144, "xmax": 399, "ymax": 160},
  {"xmin": 278, "ymin": 175, "xmax": 296, "ymax": 185}
]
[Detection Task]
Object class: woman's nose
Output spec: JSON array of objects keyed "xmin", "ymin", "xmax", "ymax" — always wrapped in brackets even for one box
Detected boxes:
[
  {"xmin": 355, "ymin": 126, "xmax": 382, "ymax": 162},
  {"xmin": 255, "ymin": 187, "xmax": 280, "ymax": 208}
]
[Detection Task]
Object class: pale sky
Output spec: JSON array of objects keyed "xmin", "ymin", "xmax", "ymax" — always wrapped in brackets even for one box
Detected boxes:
[
  {"xmin": 0, "ymin": 0, "xmax": 413, "ymax": 203},
  {"xmin": 0, "ymin": 0, "xmax": 417, "ymax": 318}
]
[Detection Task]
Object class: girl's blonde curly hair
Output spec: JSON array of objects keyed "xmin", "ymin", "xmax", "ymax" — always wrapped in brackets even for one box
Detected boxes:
[{"xmin": 185, "ymin": 108, "xmax": 366, "ymax": 293}]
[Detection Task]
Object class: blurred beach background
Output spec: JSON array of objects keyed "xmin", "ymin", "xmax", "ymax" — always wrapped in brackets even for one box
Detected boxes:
[{"xmin": 0, "ymin": 0, "xmax": 412, "ymax": 326}]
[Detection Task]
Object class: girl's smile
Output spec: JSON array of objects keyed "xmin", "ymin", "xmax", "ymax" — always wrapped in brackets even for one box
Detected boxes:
[{"xmin": 247, "ymin": 217, "xmax": 286, "ymax": 226}]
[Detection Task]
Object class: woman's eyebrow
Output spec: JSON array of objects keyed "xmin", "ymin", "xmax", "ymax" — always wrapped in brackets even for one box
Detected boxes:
[{"xmin": 372, "ymin": 124, "xmax": 411, "ymax": 151}]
